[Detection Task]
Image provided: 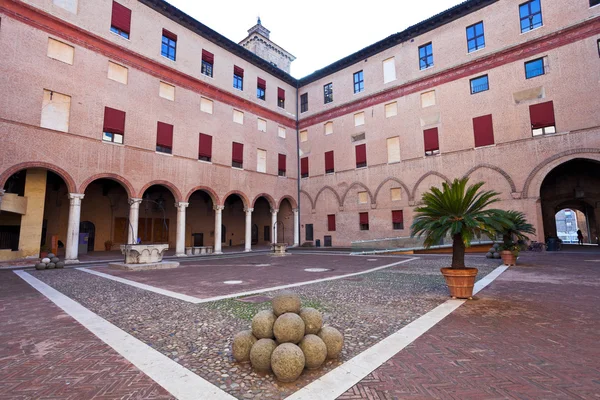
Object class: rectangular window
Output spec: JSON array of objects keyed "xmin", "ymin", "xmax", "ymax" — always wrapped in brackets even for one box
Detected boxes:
[
  {"xmin": 529, "ymin": 100, "xmax": 556, "ymax": 136},
  {"xmin": 278, "ymin": 126, "xmax": 286, "ymax": 138},
  {"xmin": 355, "ymin": 144, "xmax": 367, "ymax": 168},
  {"xmin": 257, "ymin": 149, "xmax": 267, "ymax": 173},
  {"xmin": 159, "ymin": 81, "xmax": 175, "ymax": 101},
  {"xmin": 232, "ymin": 142, "xmax": 244, "ymax": 168},
  {"xmin": 47, "ymin": 38, "xmax": 74, "ymax": 64},
  {"xmin": 41, "ymin": 90, "xmax": 71, "ymax": 132},
  {"xmin": 301, "ymin": 157, "xmax": 309, "ymax": 178},
  {"xmin": 470, "ymin": 75, "xmax": 489, "ymax": 94},
  {"xmin": 358, "ymin": 192, "xmax": 368, "ymax": 204},
  {"xmin": 161, "ymin": 29, "xmax": 177, "ymax": 61},
  {"xmin": 327, "ymin": 214, "xmax": 336, "ymax": 231},
  {"xmin": 325, "ymin": 121, "xmax": 333, "ymax": 135},
  {"xmin": 359, "ymin": 212, "xmax": 369, "ymax": 231},
  {"xmin": 110, "ymin": 1, "xmax": 131, "ymax": 39},
  {"xmin": 466, "ymin": 22, "xmax": 485, "ymax": 52},
  {"xmin": 278, "ymin": 87, "xmax": 285, "ymax": 108},
  {"xmin": 198, "ymin": 133, "xmax": 212, "ymax": 162},
  {"xmin": 300, "ymin": 93, "xmax": 308, "ymax": 113},
  {"xmin": 392, "ymin": 210, "xmax": 404, "ymax": 230},
  {"xmin": 421, "ymin": 90, "xmax": 436, "ymax": 107},
  {"xmin": 419, "ymin": 42, "xmax": 433, "ymax": 70},
  {"xmin": 53, "ymin": 0, "xmax": 77, "ymax": 13},
  {"xmin": 108, "ymin": 61, "xmax": 128, "ymax": 84},
  {"xmin": 391, "ymin": 188, "xmax": 402, "ymax": 201},
  {"xmin": 520, "ymin": 0, "xmax": 543, "ymax": 33},
  {"xmin": 233, "ymin": 109, "xmax": 244, "ymax": 124},
  {"xmin": 257, "ymin": 118, "xmax": 267, "ymax": 132},
  {"xmin": 383, "ymin": 57, "xmax": 396, "ymax": 83},
  {"xmin": 424, "ymin": 127, "xmax": 439, "ymax": 156},
  {"xmin": 323, "ymin": 83, "xmax": 333, "ymax": 104},
  {"xmin": 351, "ymin": 132, "xmax": 366, "ymax": 142},
  {"xmin": 200, "ymin": 97, "xmax": 213, "ymax": 114},
  {"xmin": 156, "ymin": 121, "xmax": 173, "ymax": 154},
  {"xmin": 353, "ymin": 71, "xmax": 364, "ymax": 93},
  {"xmin": 387, "ymin": 136, "xmax": 401, "ymax": 163},
  {"xmin": 257, "ymin": 78, "xmax": 266, "ymax": 100},
  {"xmin": 354, "ymin": 112, "xmax": 365, "ymax": 127},
  {"xmin": 102, "ymin": 106, "xmax": 125, "ymax": 144},
  {"xmin": 325, "ymin": 150, "xmax": 335, "ymax": 174},
  {"xmin": 201, "ymin": 50, "xmax": 214, "ymax": 77},
  {"xmin": 525, "ymin": 57, "xmax": 545, "ymax": 79},
  {"xmin": 385, "ymin": 102, "xmax": 397, "ymax": 118},
  {"xmin": 300, "ymin": 130, "xmax": 308, "ymax": 142},
  {"xmin": 278, "ymin": 154, "xmax": 286, "ymax": 176},
  {"xmin": 473, "ymin": 114, "xmax": 495, "ymax": 147},
  {"xmin": 233, "ymin": 65, "xmax": 244, "ymax": 90},
  {"xmin": 305, "ymin": 224, "xmax": 314, "ymax": 241}
]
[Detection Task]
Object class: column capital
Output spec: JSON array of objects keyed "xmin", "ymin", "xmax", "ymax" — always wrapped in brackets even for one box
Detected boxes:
[
  {"xmin": 213, "ymin": 205, "xmax": 225, "ymax": 211},
  {"xmin": 0, "ymin": 189, "xmax": 5, "ymax": 197},
  {"xmin": 271, "ymin": 208, "xmax": 279, "ymax": 214},
  {"xmin": 244, "ymin": 207, "xmax": 254, "ymax": 213},
  {"xmin": 68, "ymin": 193, "xmax": 85, "ymax": 201},
  {"xmin": 175, "ymin": 201, "xmax": 189, "ymax": 209},
  {"xmin": 292, "ymin": 208, "xmax": 299, "ymax": 213},
  {"xmin": 129, "ymin": 197, "xmax": 143, "ymax": 206}
]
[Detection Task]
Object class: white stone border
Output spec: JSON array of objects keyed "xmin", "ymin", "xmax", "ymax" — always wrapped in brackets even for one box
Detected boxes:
[
  {"xmin": 286, "ymin": 265, "xmax": 509, "ymax": 400},
  {"xmin": 13, "ymin": 270, "xmax": 236, "ymax": 400}
]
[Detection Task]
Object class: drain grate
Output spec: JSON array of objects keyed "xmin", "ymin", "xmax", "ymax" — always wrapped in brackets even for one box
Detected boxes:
[
  {"xmin": 304, "ymin": 268, "xmax": 332, "ymax": 272},
  {"xmin": 236, "ymin": 295, "xmax": 272, "ymax": 303}
]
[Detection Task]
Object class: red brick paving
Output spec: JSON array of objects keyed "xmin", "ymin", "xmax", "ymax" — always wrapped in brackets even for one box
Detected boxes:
[
  {"xmin": 0, "ymin": 271, "xmax": 173, "ymax": 400},
  {"xmin": 339, "ymin": 251, "xmax": 600, "ymax": 399}
]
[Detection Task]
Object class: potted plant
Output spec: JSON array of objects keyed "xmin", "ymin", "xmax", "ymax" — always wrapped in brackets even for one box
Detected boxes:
[
  {"xmin": 104, "ymin": 240, "xmax": 113, "ymax": 251},
  {"xmin": 499, "ymin": 210, "xmax": 535, "ymax": 266},
  {"xmin": 411, "ymin": 178, "xmax": 508, "ymax": 299}
]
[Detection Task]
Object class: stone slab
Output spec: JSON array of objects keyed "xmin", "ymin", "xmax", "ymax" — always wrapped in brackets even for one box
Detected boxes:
[{"xmin": 108, "ymin": 261, "xmax": 180, "ymax": 271}]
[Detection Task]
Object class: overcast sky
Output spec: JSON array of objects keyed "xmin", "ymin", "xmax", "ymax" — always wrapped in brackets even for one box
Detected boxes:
[{"xmin": 165, "ymin": 0, "xmax": 465, "ymax": 78}]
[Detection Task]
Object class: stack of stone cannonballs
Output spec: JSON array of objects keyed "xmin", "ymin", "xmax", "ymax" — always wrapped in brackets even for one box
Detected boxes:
[
  {"xmin": 485, "ymin": 243, "xmax": 501, "ymax": 259},
  {"xmin": 35, "ymin": 253, "xmax": 65, "ymax": 270},
  {"xmin": 232, "ymin": 291, "xmax": 344, "ymax": 383}
]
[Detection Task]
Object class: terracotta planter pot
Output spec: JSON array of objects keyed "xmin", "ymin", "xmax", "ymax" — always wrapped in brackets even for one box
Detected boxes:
[
  {"xmin": 500, "ymin": 250, "xmax": 517, "ymax": 266},
  {"xmin": 440, "ymin": 267, "xmax": 478, "ymax": 299}
]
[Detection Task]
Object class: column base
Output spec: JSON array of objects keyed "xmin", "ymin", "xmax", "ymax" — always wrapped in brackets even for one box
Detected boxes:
[
  {"xmin": 214, "ymin": 251, "xmax": 223, "ymax": 255},
  {"xmin": 64, "ymin": 259, "xmax": 80, "ymax": 265},
  {"xmin": 244, "ymin": 249, "xmax": 252, "ymax": 252},
  {"xmin": 175, "ymin": 253, "xmax": 187, "ymax": 258}
]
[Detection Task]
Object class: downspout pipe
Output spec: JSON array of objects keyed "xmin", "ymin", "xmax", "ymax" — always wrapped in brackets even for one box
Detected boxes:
[{"xmin": 295, "ymin": 81, "xmax": 301, "ymax": 247}]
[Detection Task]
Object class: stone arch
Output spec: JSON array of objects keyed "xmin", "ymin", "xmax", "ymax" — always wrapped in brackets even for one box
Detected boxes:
[
  {"xmin": 373, "ymin": 177, "xmax": 413, "ymax": 203},
  {"xmin": 314, "ymin": 186, "xmax": 342, "ymax": 208},
  {"xmin": 252, "ymin": 193, "xmax": 276, "ymax": 209},
  {"xmin": 0, "ymin": 161, "xmax": 77, "ymax": 193},
  {"xmin": 138, "ymin": 180, "xmax": 183, "ymax": 202},
  {"xmin": 463, "ymin": 164, "xmax": 517, "ymax": 193},
  {"xmin": 79, "ymin": 173, "xmax": 135, "ymax": 198},
  {"xmin": 184, "ymin": 186, "xmax": 219, "ymax": 205},
  {"xmin": 523, "ymin": 148, "xmax": 600, "ymax": 199},
  {"xmin": 278, "ymin": 195, "xmax": 298, "ymax": 209},
  {"xmin": 411, "ymin": 171, "xmax": 451, "ymax": 201},
  {"xmin": 299, "ymin": 190, "xmax": 314, "ymax": 210},
  {"xmin": 221, "ymin": 190, "xmax": 250, "ymax": 208},
  {"xmin": 341, "ymin": 182, "xmax": 374, "ymax": 206}
]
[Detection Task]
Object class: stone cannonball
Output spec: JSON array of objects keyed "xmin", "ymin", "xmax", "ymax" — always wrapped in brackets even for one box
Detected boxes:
[
  {"xmin": 493, "ymin": 252, "xmax": 501, "ymax": 259},
  {"xmin": 252, "ymin": 310, "xmax": 276, "ymax": 339},
  {"xmin": 271, "ymin": 343, "xmax": 305, "ymax": 383},
  {"xmin": 47, "ymin": 253, "xmax": 56, "ymax": 259},
  {"xmin": 232, "ymin": 330, "xmax": 257, "ymax": 362},
  {"xmin": 299, "ymin": 334, "xmax": 327, "ymax": 369},
  {"xmin": 35, "ymin": 263, "xmax": 46, "ymax": 270},
  {"xmin": 51, "ymin": 257, "xmax": 59, "ymax": 263},
  {"xmin": 47, "ymin": 262, "xmax": 56, "ymax": 269},
  {"xmin": 485, "ymin": 252, "xmax": 493, "ymax": 259},
  {"xmin": 299, "ymin": 307, "xmax": 323, "ymax": 335},
  {"xmin": 41, "ymin": 258, "xmax": 51, "ymax": 264},
  {"xmin": 272, "ymin": 291, "xmax": 301, "ymax": 316},
  {"xmin": 55, "ymin": 262, "xmax": 65, "ymax": 269},
  {"xmin": 318, "ymin": 326, "xmax": 344, "ymax": 359},
  {"xmin": 273, "ymin": 313, "xmax": 305, "ymax": 344},
  {"xmin": 249, "ymin": 338, "xmax": 277, "ymax": 372}
]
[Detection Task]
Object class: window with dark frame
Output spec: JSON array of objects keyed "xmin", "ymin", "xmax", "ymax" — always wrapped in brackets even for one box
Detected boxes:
[
  {"xmin": 470, "ymin": 75, "xmax": 489, "ymax": 94},
  {"xmin": 257, "ymin": 78, "xmax": 266, "ymax": 100},
  {"xmin": 473, "ymin": 114, "xmax": 495, "ymax": 147},
  {"xmin": 110, "ymin": 1, "xmax": 131, "ymax": 39},
  {"xmin": 419, "ymin": 42, "xmax": 433, "ymax": 70},
  {"xmin": 327, "ymin": 214, "xmax": 336, "ymax": 231},
  {"xmin": 359, "ymin": 212, "xmax": 369, "ymax": 231},
  {"xmin": 161, "ymin": 29, "xmax": 177, "ymax": 61},
  {"xmin": 198, "ymin": 133, "xmax": 212, "ymax": 162},
  {"xmin": 201, "ymin": 50, "xmax": 214, "ymax": 77},
  {"xmin": 392, "ymin": 210, "xmax": 404, "ymax": 230},
  {"xmin": 355, "ymin": 144, "xmax": 367, "ymax": 168},
  {"xmin": 325, "ymin": 150, "xmax": 335, "ymax": 174},
  {"xmin": 156, "ymin": 121, "xmax": 173, "ymax": 154},
  {"xmin": 424, "ymin": 127, "xmax": 439, "ymax": 156},
  {"xmin": 232, "ymin": 142, "xmax": 243, "ymax": 168},
  {"xmin": 278, "ymin": 88, "xmax": 285, "ymax": 108},
  {"xmin": 102, "ymin": 106, "xmax": 125, "ymax": 144},
  {"xmin": 278, "ymin": 154, "xmax": 286, "ymax": 177},
  {"xmin": 353, "ymin": 71, "xmax": 364, "ymax": 93},
  {"xmin": 525, "ymin": 57, "xmax": 545, "ymax": 79},
  {"xmin": 233, "ymin": 66, "xmax": 244, "ymax": 90},
  {"xmin": 323, "ymin": 83, "xmax": 333, "ymax": 104},
  {"xmin": 529, "ymin": 101, "xmax": 556, "ymax": 136},
  {"xmin": 466, "ymin": 22, "xmax": 485, "ymax": 52},
  {"xmin": 305, "ymin": 224, "xmax": 314, "ymax": 241},
  {"xmin": 301, "ymin": 157, "xmax": 309, "ymax": 178},
  {"xmin": 300, "ymin": 93, "xmax": 308, "ymax": 113},
  {"xmin": 519, "ymin": 0, "xmax": 543, "ymax": 33}
]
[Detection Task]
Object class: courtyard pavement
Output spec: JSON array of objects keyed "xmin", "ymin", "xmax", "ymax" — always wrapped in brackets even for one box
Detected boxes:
[{"xmin": 0, "ymin": 250, "xmax": 598, "ymax": 399}]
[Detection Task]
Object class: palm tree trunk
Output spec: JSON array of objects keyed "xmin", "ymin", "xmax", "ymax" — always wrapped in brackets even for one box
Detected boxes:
[{"xmin": 451, "ymin": 233, "xmax": 466, "ymax": 268}]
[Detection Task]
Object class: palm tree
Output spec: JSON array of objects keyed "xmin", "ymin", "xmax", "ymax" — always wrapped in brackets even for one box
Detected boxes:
[
  {"xmin": 411, "ymin": 178, "xmax": 508, "ymax": 269},
  {"xmin": 500, "ymin": 210, "xmax": 536, "ymax": 250}
]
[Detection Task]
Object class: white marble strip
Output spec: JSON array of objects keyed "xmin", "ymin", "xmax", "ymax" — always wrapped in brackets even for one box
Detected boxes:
[
  {"xmin": 286, "ymin": 265, "xmax": 508, "ymax": 400},
  {"xmin": 14, "ymin": 270, "xmax": 235, "ymax": 400}
]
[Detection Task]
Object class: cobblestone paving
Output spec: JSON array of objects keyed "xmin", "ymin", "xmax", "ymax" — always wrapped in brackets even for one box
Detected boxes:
[
  {"xmin": 339, "ymin": 251, "xmax": 600, "ymax": 400},
  {"xmin": 0, "ymin": 271, "xmax": 173, "ymax": 400},
  {"xmin": 32, "ymin": 255, "xmax": 497, "ymax": 399}
]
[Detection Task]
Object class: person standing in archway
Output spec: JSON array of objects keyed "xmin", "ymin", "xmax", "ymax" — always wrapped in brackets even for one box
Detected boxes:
[{"xmin": 577, "ymin": 229, "xmax": 584, "ymax": 246}]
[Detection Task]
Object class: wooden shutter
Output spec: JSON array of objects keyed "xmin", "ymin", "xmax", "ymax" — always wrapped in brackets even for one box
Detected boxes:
[
  {"xmin": 359, "ymin": 212, "xmax": 369, "ymax": 225},
  {"xmin": 111, "ymin": 1, "xmax": 131, "ymax": 34},
  {"xmin": 232, "ymin": 142, "xmax": 244, "ymax": 163},
  {"xmin": 278, "ymin": 154, "xmax": 286, "ymax": 172},
  {"xmin": 202, "ymin": 49, "xmax": 214, "ymax": 64},
  {"xmin": 162, "ymin": 29, "xmax": 177, "ymax": 41},
  {"xmin": 278, "ymin": 87, "xmax": 285, "ymax": 100},
  {"xmin": 198, "ymin": 133, "xmax": 212, "ymax": 158},
  {"xmin": 423, "ymin": 128, "xmax": 439, "ymax": 152},
  {"xmin": 529, "ymin": 101, "xmax": 555, "ymax": 128},
  {"xmin": 153, "ymin": 218, "xmax": 169, "ymax": 243},
  {"xmin": 103, "ymin": 107, "xmax": 125, "ymax": 134},
  {"xmin": 392, "ymin": 210, "xmax": 404, "ymax": 224},
  {"xmin": 257, "ymin": 149, "xmax": 267, "ymax": 173},
  {"xmin": 156, "ymin": 122, "xmax": 173, "ymax": 148},
  {"xmin": 325, "ymin": 151, "xmax": 334, "ymax": 172},
  {"xmin": 257, "ymin": 77, "xmax": 266, "ymax": 89},
  {"xmin": 301, "ymin": 157, "xmax": 309, "ymax": 176},
  {"xmin": 328, "ymin": 215, "xmax": 336, "ymax": 231},
  {"xmin": 234, "ymin": 65, "xmax": 244, "ymax": 77},
  {"xmin": 473, "ymin": 114, "xmax": 494, "ymax": 147},
  {"xmin": 355, "ymin": 144, "xmax": 367, "ymax": 165}
]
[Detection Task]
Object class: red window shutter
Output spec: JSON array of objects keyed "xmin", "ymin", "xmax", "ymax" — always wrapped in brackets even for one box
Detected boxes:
[
  {"xmin": 162, "ymin": 29, "xmax": 177, "ymax": 41},
  {"xmin": 301, "ymin": 157, "xmax": 309, "ymax": 176},
  {"xmin": 103, "ymin": 107, "xmax": 126, "ymax": 134},
  {"xmin": 355, "ymin": 144, "xmax": 367, "ymax": 165},
  {"xmin": 198, "ymin": 133, "xmax": 212, "ymax": 158},
  {"xmin": 325, "ymin": 151, "xmax": 334, "ymax": 171},
  {"xmin": 359, "ymin": 212, "xmax": 369, "ymax": 225},
  {"xmin": 232, "ymin": 142, "xmax": 244, "ymax": 163},
  {"xmin": 473, "ymin": 114, "xmax": 494, "ymax": 147},
  {"xmin": 156, "ymin": 122, "xmax": 173, "ymax": 148},
  {"xmin": 278, "ymin": 87, "xmax": 285, "ymax": 100},
  {"xmin": 234, "ymin": 65, "xmax": 244, "ymax": 77},
  {"xmin": 202, "ymin": 50, "xmax": 214, "ymax": 64},
  {"xmin": 257, "ymin": 78, "xmax": 266, "ymax": 89},
  {"xmin": 328, "ymin": 214, "xmax": 336, "ymax": 231},
  {"xmin": 529, "ymin": 101, "xmax": 555, "ymax": 129},
  {"xmin": 392, "ymin": 210, "xmax": 404, "ymax": 224},
  {"xmin": 111, "ymin": 1, "xmax": 131, "ymax": 34},
  {"xmin": 278, "ymin": 154, "xmax": 286, "ymax": 172},
  {"xmin": 423, "ymin": 128, "xmax": 439, "ymax": 152}
]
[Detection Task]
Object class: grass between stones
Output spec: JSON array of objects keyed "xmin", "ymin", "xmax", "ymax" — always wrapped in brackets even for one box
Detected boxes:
[{"xmin": 207, "ymin": 298, "xmax": 326, "ymax": 321}]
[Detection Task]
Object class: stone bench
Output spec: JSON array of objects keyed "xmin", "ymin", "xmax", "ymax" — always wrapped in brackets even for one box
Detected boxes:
[{"xmin": 185, "ymin": 246, "xmax": 214, "ymax": 256}]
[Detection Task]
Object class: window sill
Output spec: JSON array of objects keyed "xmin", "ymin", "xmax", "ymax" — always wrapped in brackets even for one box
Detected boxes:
[
  {"xmin": 474, "ymin": 144, "xmax": 496, "ymax": 150},
  {"xmin": 160, "ymin": 55, "xmax": 177, "ymax": 63},
  {"xmin": 520, "ymin": 25, "xmax": 544, "ymax": 35},
  {"xmin": 102, "ymin": 140, "xmax": 124, "ymax": 147},
  {"xmin": 109, "ymin": 31, "xmax": 130, "ymax": 41},
  {"xmin": 467, "ymin": 47, "xmax": 486, "ymax": 55},
  {"xmin": 387, "ymin": 161, "xmax": 401, "ymax": 165},
  {"xmin": 200, "ymin": 72, "xmax": 214, "ymax": 80},
  {"xmin": 420, "ymin": 65, "xmax": 434, "ymax": 72},
  {"xmin": 325, "ymin": 172, "xmax": 335, "ymax": 176},
  {"xmin": 232, "ymin": 167, "xmax": 244, "ymax": 171},
  {"xmin": 356, "ymin": 166, "xmax": 368, "ymax": 170},
  {"xmin": 155, "ymin": 151, "xmax": 173, "ymax": 156},
  {"xmin": 198, "ymin": 159, "xmax": 212, "ymax": 164}
]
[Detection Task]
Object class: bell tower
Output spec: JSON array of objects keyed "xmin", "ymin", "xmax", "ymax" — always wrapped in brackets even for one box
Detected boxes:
[{"xmin": 239, "ymin": 18, "xmax": 296, "ymax": 74}]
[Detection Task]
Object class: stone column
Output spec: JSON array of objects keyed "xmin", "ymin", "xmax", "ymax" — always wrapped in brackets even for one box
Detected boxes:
[
  {"xmin": 244, "ymin": 208, "xmax": 253, "ymax": 252},
  {"xmin": 0, "ymin": 189, "xmax": 5, "ymax": 210},
  {"xmin": 293, "ymin": 208, "xmax": 299, "ymax": 246},
  {"xmin": 175, "ymin": 202, "xmax": 189, "ymax": 257},
  {"xmin": 127, "ymin": 198, "xmax": 143, "ymax": 244},
  {"xmin": 271, "ymin": 208, "xmax": 279, "ymax": 244},
  {"xmin": 65, "ymin": 193, "xmax": 85, "ymax": 264},
  {"xmin": 214, "ymin": 205, "xmax": 224, "ymax": 254}
]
